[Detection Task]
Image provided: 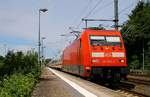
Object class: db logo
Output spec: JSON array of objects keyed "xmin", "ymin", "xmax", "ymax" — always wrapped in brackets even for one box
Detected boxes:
[{"xmin": 104, "ymin": 53, "xmax": 112, "ymax": 57}]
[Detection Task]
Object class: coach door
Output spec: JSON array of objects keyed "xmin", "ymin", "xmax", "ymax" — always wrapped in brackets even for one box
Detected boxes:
[{"xmin": 78, "ymin": 39, "xmax": 84, "ymax": 76}]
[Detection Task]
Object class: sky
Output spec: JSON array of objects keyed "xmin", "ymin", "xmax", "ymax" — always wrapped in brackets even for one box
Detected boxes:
[{"xmin": 0, "ymin": 0, "xmax": 140, "ymax": 58}]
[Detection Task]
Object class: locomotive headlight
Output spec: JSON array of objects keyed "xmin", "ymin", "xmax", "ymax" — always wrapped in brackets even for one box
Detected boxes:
[
  {"xmin": 85, "ymin": 66, "xmax": 90, "ymax": 70},
  {"xmin": 112, "ymin": 52, "xmax": 124, "ymax": 57},
  {"xmin": 92, "ymin": 59, "xmax": 100, "ymax": 63},
  {"xmin": 120, "ymin": 59, "xmax": 124, "ymax": 63},
  {"xmin": 92, "ymin": 52, "xmax": 104, "ymax": 57}
]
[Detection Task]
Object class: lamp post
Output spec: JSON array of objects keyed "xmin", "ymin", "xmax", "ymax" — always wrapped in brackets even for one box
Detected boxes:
[
  {"xmin": 41, "ymin": 37, "xmax": 46, "ymax": 66},
  {"xmin": 38, "ymin": 8, "xmax": 48, "ymax": 70}
]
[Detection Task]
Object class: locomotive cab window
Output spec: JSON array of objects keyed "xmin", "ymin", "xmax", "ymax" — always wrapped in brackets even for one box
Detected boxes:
[{"xmin": 90, "ymin": 36, "xmax": 121, "ymax": 46}]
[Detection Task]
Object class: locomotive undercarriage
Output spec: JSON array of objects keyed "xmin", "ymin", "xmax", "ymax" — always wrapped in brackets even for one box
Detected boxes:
[{"xmin": 91, "ymin": 67, "xmax": 128, "ymax": 85}]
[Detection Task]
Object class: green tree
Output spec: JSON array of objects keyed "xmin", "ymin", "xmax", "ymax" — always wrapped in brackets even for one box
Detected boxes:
[
  {"xmin": 0, "ymin": 50, "xmax": 38, "ymax": 78},
  {"xmin": 0, "ymin": 56, "xmax": 4, "ymax": 68},
  {"xmin": 0, "ymin": 56, "xmax": 4, "ymax": 61},
  {"xmin": 130, "ymin": 55, "xmax": 140, "ymax": 69},
  {"xmin": 121, "ymin": 1, "xmax": 150, "ymax": 70}
]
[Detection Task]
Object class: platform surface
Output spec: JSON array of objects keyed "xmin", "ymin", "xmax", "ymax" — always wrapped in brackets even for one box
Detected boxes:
[{"xmin": 32, "ymin": 67, "xmax": 124, "ymax": 97}]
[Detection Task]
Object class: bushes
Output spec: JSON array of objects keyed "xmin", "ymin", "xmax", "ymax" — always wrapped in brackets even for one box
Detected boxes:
[
  {"xmin": 129, "ymin": 55, "xmax": 140, "ymax": 69},
  {"xmin": 0, "ymin": 50, "xmax": 40, "ymax": 97},
  {"xmin": 0, "ymin": 73, "xmax": 38, "ymax": 97},
  {"xmin": 0, "ymin": 50, "xmax": 38, "ymax": 78}
]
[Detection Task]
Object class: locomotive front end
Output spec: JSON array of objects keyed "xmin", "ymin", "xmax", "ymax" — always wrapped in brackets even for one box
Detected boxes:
[{"xmin": 88, "ymin": 30, "xmax": 128, "ymax": 83}]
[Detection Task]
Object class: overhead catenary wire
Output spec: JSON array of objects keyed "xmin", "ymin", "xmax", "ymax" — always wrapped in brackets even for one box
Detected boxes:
[
  {"xmin": 122, "ymin": 2, "xmax": 150, "ymax": 38},
  {"xmin": 84, "ymin": 0, "xmax": 103, "ymax": 18},
  {"xmin": 71, "ymin": 0, "xmax": 93, "ymax": 27},
  {"xmin": 76, "ymin": 0, "xmax": 104, "ymax": 28},
  {"xmin": 118, "ymin": 0, "xmax": 139, "ymax": 15},
  {"xmin": 107, "ymin": 0, "xmax": 139, "ymax": 29},
  {"xmin": 123, "ymin": 19, "xmax": 150, "ymax": 38},
  {"xmin": 123, "ymin": 25, "xmax": 135, "ymax": 38},
  {"xmin": 124, "ymin": 4, "xmax": 149, "ymax": 35},
  {"xmin": 75, "ymin": 0, "xmax": 139, "ymax": 30},
  {"xmin": 91, "ymin": 1, "xmax": 114, "ymax": 17}
]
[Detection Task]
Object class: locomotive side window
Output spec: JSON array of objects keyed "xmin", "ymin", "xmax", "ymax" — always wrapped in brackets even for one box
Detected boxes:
[{"xmin": 90, "ymin": 36, "xmax": 121, "ymax": 46}]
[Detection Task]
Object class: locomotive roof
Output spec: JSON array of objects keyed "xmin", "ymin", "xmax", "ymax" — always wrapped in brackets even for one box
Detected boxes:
[
  {"xmin": 64, "ymin": 29, "xmax": 122, "ymax": 49},
  {"xmin": 82, "ymin": 28, "xmax": 121, "ymax": 36},
  {"xmin": 85, "ymin": 28, "xmax": 120, "ymax": 33},
  {"xmin": 74, "ymin": 28, "xmax": 121, "ymax": 39}
]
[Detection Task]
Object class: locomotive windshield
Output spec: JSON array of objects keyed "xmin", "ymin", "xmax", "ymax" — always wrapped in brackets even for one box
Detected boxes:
[{"xmin": 90, "ymin": 36, "xmax": 121, "ymax": 46}]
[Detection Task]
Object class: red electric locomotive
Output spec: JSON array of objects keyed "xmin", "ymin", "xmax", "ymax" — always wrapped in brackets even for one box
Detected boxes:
[{"xmin": 62, "ymin": 28, "xmax": 128, "ymax": 83}]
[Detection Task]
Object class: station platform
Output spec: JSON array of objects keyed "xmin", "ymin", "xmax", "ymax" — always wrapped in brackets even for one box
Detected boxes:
[
  {"xmin": 32, "ymin": 68, "xmax": 74, "ymax": 97},
  {"xmin": 32, "ymin": 67, "xmax": 124, "ymax": 97}
]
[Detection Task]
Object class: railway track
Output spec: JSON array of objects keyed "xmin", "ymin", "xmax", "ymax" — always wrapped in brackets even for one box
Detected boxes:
[
  {"xmin": 120, "ymin": 75, "xmax": 150, "ymax": 97},
  {"xmin": 92, "ymin": 77, "xmax": 150, "ymax": 97},
  {"xmin": 114, "ymin": 81, "xmax": 150, "ymax": 97},
  {"xmin": 127, "ymin": 75, "xmax": 150, "ymax": 85},
  {"xmin": 98, "ymin": 83, "xmax": 149, "ymax": 97},
  {"xmin": 115, "ymin": 89, "xmax": 146, "ymax": 97}
]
